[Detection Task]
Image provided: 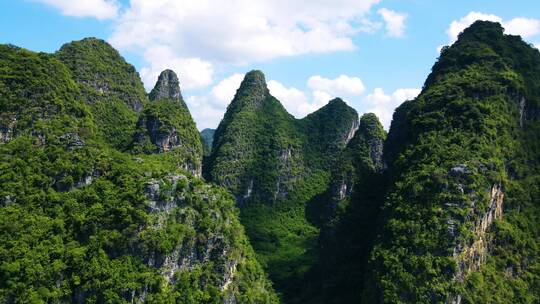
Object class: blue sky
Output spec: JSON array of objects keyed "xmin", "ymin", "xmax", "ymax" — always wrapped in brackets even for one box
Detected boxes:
[{"xmin": 2, "ymin": 0, "xmax": 540, "ymax": 130}]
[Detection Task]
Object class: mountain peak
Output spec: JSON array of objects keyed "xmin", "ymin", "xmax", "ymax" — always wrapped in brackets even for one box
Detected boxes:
[
  {"xmin": 359, "ymin": 113, "xmax": 384, "ymax": 134},
  {"xmin": 328, "ymin": 97, "xmax": 346, "ymax": 105},
  {"xmin": 227, "ymin": 70, "xmax": 271, "ymax": 110},
  {"xmin": 458, "ymin": 20, "xmax": 504, "ymax": 41},
  {"xmin": 149, "ymin": 69, "xmax": 185, "ymax": 105},
  {"xmin": 237, "ymin": 70, "xmax": 268, "ymax": 95},
  {"xmin": 243, "ymin": 69, "xmax": 266, "ymax": 84}
]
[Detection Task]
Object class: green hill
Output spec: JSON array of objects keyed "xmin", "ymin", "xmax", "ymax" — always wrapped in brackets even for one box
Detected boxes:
[{"xmin": 0, "ymin": 43, "xmax": 277, "ymax": 303}]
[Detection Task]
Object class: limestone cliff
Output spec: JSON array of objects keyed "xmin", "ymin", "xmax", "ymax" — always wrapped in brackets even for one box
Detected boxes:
[
  {"xmin": 361, "ymin": 21, "xmax": 540, "ymax": 303},
  {"xmin": 205, "ymin": 70, "xmax": 360, "ymax": 298},
  {"xmin": 132, "ymin": 69, "xmax": 203, "ymax": 176},
  {"xmin": 0, "ymin": 42, "xmax": 277, "ymax": 303}
]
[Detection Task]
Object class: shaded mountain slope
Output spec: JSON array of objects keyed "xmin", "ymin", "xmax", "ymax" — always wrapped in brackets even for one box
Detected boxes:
[{"xmin": 205, "ymin": 70, "xmax": 359, "ymax": 299}]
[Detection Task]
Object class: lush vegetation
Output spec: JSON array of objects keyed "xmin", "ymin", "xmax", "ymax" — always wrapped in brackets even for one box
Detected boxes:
[
  {"xmin": 207, "ymin": 21, "xmax": 540, "ymax": 304},
  {"xmin": 56, "ymin": 38, "xmax": 146, "ymax": 150},
  {"xmin": 200, "ymin": 128, "xmax": 215, "ymax": 157},
  {"xmin": 360, "ymin": 21, "xmax": 540, "ymax": 303},
  {"xmin": 3, "ymin": 20, "xmax": 540, "ymax": 304},
  {"xmin": 132, "ymin": 69, "xmax": 203, "ymax": 175},
  {"xmin": 287, "ymin": 113, "xmax": 386, "ymax": 304},
  {"xmin": 0, "ymin": 43, "xmax": 277, "ymax": 303},
  {"xmin": 206, "ymin": 71, "xmax": 359, "ymax": 299}
]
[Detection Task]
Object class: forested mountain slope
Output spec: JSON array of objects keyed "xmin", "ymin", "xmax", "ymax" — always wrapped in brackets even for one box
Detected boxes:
[
  {"xmin": 205, "ymin": 70, "xmax": 359, "ymax": 298},
  {"xmin": 2, "ymin": 19, "xmax": 540, "ymax": 304},
  {"xmin": 360, "ymin": 21, "xmax": 540, "ymax": 303},
  {"xmin": 0, "ymin": 42, "xmax": 277, "ymax": 303}
]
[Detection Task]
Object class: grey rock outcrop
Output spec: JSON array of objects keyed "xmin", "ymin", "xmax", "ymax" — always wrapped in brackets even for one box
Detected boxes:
[{"xmin": 149, "ymin": 69, "xmax": 187, "ymax": 108}]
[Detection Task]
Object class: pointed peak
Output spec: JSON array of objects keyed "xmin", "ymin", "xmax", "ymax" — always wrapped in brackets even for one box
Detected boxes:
[
  {"xmin": 327, "ymin": 97, "xmax": 347, "ymax": 106},
  {"xmin": 238, "ymin": 70, "xmax": 268, "ymax": 93},
  {"xmin": 227, "ymin": 70, "xmax": 270, "ymax": 110},
  {"xmin": 313, "ymin": 97, "xmax": 355, "ymax": 115},
  {"xmin": 453, "ymin": 20, "xmax": 505, "ymax": 46},
  {"xmin": 244, "ymin": 70, "xmax": 266, "ymax": 82},
  {"xmin": 149, "ymin": 69, "xmax": 184, "ymax": 103},
  {"xmin": 355, "ymin": 113, "xmax": 386, "ymax": 142},
  {"xmin": 360, "ymin": 113, "xmax": 383, "ymax": 129}
]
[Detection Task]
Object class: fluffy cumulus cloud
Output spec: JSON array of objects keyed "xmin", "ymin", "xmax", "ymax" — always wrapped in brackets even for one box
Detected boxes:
[
  {"xmin": 110, "ymin": 0, "xmax": 382, "ymax": 63},
  {"xmin": 364, "ymin": 88, "xmax": 420, "ymax": 129},
  {"xmin": 209, "ymin": 74, "xmax": 245, "ymax": 107},
  {"xmin": 140, "ymin": 46, "xmax": 213, "ymax": 91},
  {"xmin": 105, "ymin": 0, "xmax": 396, "ymax": 90},
  {"xmin": 377, "ymin": 8, "xmax": 407, "ymax": 37},
  {"xmin": 307, "ymin": 75, "xmax": 366, "ymax": 97},
  {"xmin": 441, "ymin": 12, "xmax": 540, "ymax": 51},
  {"xmin": 184, "ymin": 73, "xmax": 244, "ymax": 129},
  {"xmin": 267, "ymin": 80, "xmax": 312, "ymax": 117},
  {"xmin": 272, "ymin": 75, "xmax": 367, "ymax": 118},
  {"xmin": 33, "ymin": 0, "xmax": 119, "ymax": 20}
]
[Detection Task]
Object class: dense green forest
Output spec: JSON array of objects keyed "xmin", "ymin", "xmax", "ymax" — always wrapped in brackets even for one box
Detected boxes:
[
  {"xmin": 2, "ymin": 20, "xmax": 540, "ymax": 304},
  {"xmin": 0, "ymin": 40, "xmax": 277, "ymax": 303},
  {"xmin": 205, "ymin": 70, "xmax": 359, "ymax": 299}
]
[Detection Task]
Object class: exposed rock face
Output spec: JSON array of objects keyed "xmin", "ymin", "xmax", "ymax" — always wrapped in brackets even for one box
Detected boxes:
[
  {"xmin": 141, "ymin": 117, "xmax": 182, "ymax": 153},
  {"xmin": 447, "ymin": 183, "xmax": 504, "ymax": 304},
  {"xmin": 0, "ymin": 41, "xmax": 278, "ymax": 304},
  {"xmin": 0, "ymin": 118, "xmax": 16, "ymax": 143},
  {"xmin": 149, "ymin": 69, "xmax": 188, "ymax": 108},
  {"xmin": 59, "ymin": 132, "xmax": 85, "ymax": 151},
  {"xmin": 326, "ymin": 113, "xmax": 386, "ymax": 210},
  {"xmin": 360, "ymin": 21, "xmax": 540, "ymax": 303},
  {"xmin": 206, "ymin": 70, "xmax": 359, "ymax": 298},
  {"xmin": 142, "ymin": 174, "xmax": 240, "ymax": 296},
  {"xmin": 132, "ymin": 69, "xmax": 203, "ymax": 176},
  {"xmin": 456, "ymin": 183, "xmax": 504, "ymax": 276},
  {"xmin": 302, "ymin": 113, "xmax": 386, "ymax": 304},
  {"xmin": 208, "ymin": 81, "xmax": 359, "ymax": 206},
  {"xmin": 345, "ymin": 119, "xmax": 360, "ymax": 144},
  {"xmin": 273, "ymin": 146, "xmax": 301, "ymax": 201}
]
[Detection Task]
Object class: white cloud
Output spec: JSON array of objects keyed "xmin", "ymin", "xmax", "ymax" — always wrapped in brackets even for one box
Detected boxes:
[
  {"xmin": 307, "ymin": 75, "xmax": 366, "ymax": 97},
  {"xmin": 377, "ymin": 8, "xmax": 407, "ymax": 37},
  {"xmin": 184, "ymin": 73, "xmax": 244, "ymax": 129},
  {"xmin": 139, "ymin": 45, "xmax": 213, "ymax": 91},
  {"xmin": 210, "ymin": 74, "xmax": 245, "ymax": 107},
  {"xmin": 186, "ymin": 95, "xmax": 226, "ymax": 130},
  {"xmin": 108, "ymin": 0, "xmax": 390, "ymax": 90},
  {"xmin": 33, "ymin": 0, "xmax": 119, "ymax": 20},
  {"xmin": 364, "ymin": 87, "xmax": 420, "ymax": 129},
  {"xmin": 268, "ymin": 80, "xmax": 314, "ymax": 117},
  {"xmin": 443, "ymin": 12, "xmax": 540, "ymax": 49},
  {"xmin": 187, "ymin": 73, "xmax": 369, "ymax": 128},
  {"xmin": 504, "ymin": 17, "xmax": 540, "ymax": 38},
  {"xmin": 446, "ymin": 12, "xmax": 502, "ymax": 45},
  {"xmin": 110, "ymin": 0, "xmax": 382, "ymax": 65}
]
